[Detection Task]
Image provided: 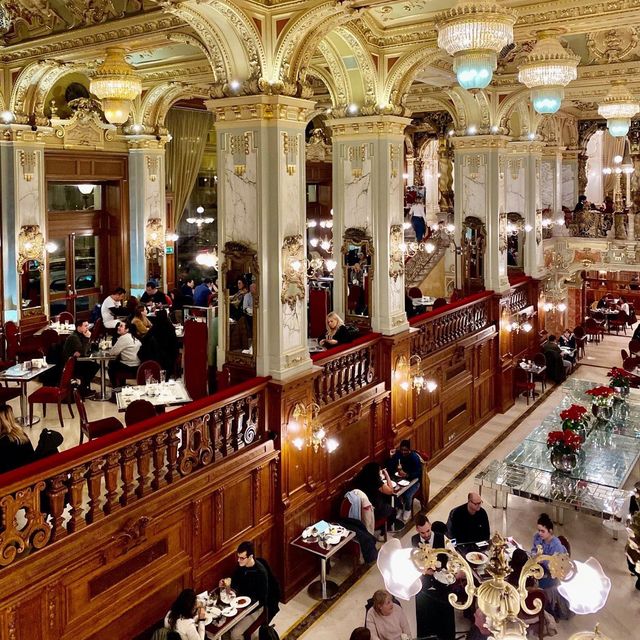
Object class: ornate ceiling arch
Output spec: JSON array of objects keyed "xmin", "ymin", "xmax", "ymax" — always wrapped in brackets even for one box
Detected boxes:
[
  {"xmin": 497, "ymin": 87, "xmax": 532, "ymax": 132},
  {"xmin": 166, "ymin": 0, "xmax": 265, "ymax": 89},
  {"xmin": 137, "ymin": 82, "xmax": 207, "ymax": 133},
  {"xmin": 307, "ymin": 65, "xmax": 341, "ymax": 108},
  {"xmin": 316, "ymin": 39, "xmax": 351, "ymax": 108},
  {"xmin": 167, "ymin": 32, "xmax": 231, "ymax": 86}
]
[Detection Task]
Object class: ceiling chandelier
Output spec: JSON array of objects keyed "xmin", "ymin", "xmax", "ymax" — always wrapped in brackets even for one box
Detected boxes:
[
  {"xmin": 435, "ymin": 0, "xmax": 517, "ymax": 91},
  {"xmin": 598, "ymin": 80, "xmax": 640, "ymax": 137},
  {"xmin": 187, "ymin": 206, "xmax": 214, "ymax": 226},
  {"xmin": 90, "ymin": 48, "xmax": 142, "ymax": 125},
  {"xmin": 518, "ymin": 30, "xmax": 580, "ymax": 114}
]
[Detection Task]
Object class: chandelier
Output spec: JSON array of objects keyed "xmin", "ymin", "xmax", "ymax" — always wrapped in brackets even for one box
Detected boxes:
[
  {"xmin": 187, "ymin": 206, "xmax": 214, "ymax": 226},
  {"xmin": 435, "ymin": 0, "xmax": 517, "ymax": 90},
  {"xmin": 598, "ymin": 80, "xmax": 640, "ymax": 137},
  {"xmin": 195, "ymin": 249, "xmax": 218, "ymax": 269},
  {"xmin": 90, "ymin": 48, "xmax": 142, "ymax": 125},
  {"xmin": 289, "ymin": 402, "xmax": 339, "ymax": 453},
  {"xmin": 518, "ymin": 30, "xmax": 580, "ymax": 114}
]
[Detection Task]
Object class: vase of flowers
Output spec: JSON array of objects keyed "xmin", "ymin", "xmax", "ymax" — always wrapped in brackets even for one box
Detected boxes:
[
  {"xmin": 607, "ymin": 367, "xmax": 631, "ymax": 398},
  {"xmin": 559, "ymin": 404, "xmax": 589, "ymax": 441},
  {"xmin": 586, "ymin": 386, "xmax": 616, "ymax": 420},
  {"xmin": 547, "ymin": 429, "xmax": 582, "ymax": 472}
]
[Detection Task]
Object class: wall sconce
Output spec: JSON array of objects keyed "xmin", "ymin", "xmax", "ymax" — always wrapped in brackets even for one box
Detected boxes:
[
  {"xmin": 506, "ymin": 311, "xmax": 534, "ymax": 333},
  {"xmin": 543, "ymin": 300, "xmax": 567, "ymax": 313},
  {"xmin": 281, "ymin": 235, "xmax": 306, "ymax": 310},
  {"xmin": 289, "ymin": 402, "xmax": 339, "ymax": 453},
  {"xmin": 144, "ymin": 217, "xmax": 165, "ymax": 258},
  {"xmin": 166, "ymin": 232, "xmax": 179, "ymax": 242},
  {"xmin": 409, "ymin": 354, "xmax": 437, "ymax": 393},
  {"xmin": 17, "ymin": 225, "xmax": 45, "ymax": 272},
  {"xmin": 195, "ymin": 249, "xmax": 218, "ymax": 269}
]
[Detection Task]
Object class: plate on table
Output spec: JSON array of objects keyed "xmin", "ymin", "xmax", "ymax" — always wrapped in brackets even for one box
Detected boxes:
[
  {"xmin": 397, "ymin": 479, "xmax": 410, "ymax": 487},
  {"xmin": 234, "ymin": 596, "xmax": 251, "ymax": 609},
  {"xmin": 465, "ymin": 551, "xmax": 489, "ymax": 565},
  {"xmin": 219, "ymin": 589, "xmax": 236, "ymax": 604},
  {"xmin": 221, "ymin": 606, "xmax": 238, "ymax": 617},
  {"xmin": 202, "ymin": 613, "xmax": 214, "ymax": 626},
  {"xmin": 326, "ymin": 534, "xmax": 341, "ymax": 545},
  {"xmin": 433, "ymin": 570, "xmax": 456, "ymax": 585},
  {"xmin": 206, "ymin": 606, "xmax": 222, "ymax": 619}
]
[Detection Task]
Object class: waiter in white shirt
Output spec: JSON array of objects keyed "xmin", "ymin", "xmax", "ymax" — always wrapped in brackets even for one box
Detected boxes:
[
  {"xmin": 409, "ymin": 198, "xmax": 427, "ymax": 242},
  {"xmin": 101, "ymin": 287, "xmax": 127, "ymax": 329}
]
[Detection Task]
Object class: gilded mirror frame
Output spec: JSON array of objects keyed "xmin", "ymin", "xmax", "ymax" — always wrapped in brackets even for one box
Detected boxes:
[{"xmin": 461, "ymin": 216, "xmax": 486, "ymax": 294}]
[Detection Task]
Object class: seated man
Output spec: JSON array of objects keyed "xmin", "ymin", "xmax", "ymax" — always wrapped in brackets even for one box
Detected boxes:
[
  {"xmin": 385, "ymin": 439, "xmax": 422, "ymax": 521},
  {"xmin": 542, "ymin": 334, "xmax": 572, "ymax": 381},
  {"xmin": 411, "ymin": 513, "xmax": 434, "ymax": 548},
  {"xmin": 140, "ymin": 281, "xmax": 168, "ymax": 306},
  {"xmin": 62, "ymin": 319, "xmax": 99, "ymax": 398},
  {"xmin": 447, "ymin": 492, "xmax": 490, "ymax": 544},
  {"xmin": 101, "ymin": 287, "xmax": 127, "ymax": 329}
]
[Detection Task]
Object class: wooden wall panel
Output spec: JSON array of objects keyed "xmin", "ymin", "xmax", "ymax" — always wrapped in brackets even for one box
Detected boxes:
[{"xmin": 222, "ymin": 475, "xmax": 254, "ymax": 543}]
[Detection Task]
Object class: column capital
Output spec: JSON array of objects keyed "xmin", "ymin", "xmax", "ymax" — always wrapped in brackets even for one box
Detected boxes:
[
  {"xmin": 451, "ymin": 135, "xmax": 510, "ymax": 151},
  {"xmin": 206, "ymin": 94, "xmax": 315, "ymax": 125},
  {"xmin": 327, "ymin": 115, "xmax": 411, "ymax": 138},
  {"xmin": 0, "ymin": 124, "xmax": 51, "ymax": 143},
  {"xmin": 506, "ymin": 140, "xmax": 545, "ymax": 155},
  {"xmin": 125, "ymin": 135, "xmax": 169, "ymax": 151}
]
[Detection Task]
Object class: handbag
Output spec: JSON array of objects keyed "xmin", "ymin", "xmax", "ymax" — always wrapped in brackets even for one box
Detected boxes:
[
  {"xmin": 34, "ymin": 428, "xmax": 63, "ymax": 459},
  {"xmin": 258, "ymin": 624, "xmax": 280, "ymax": 640}
]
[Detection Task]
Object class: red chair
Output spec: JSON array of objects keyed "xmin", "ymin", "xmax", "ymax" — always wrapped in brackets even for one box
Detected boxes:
[
  {"xmin": 56, "ymin": 311, "xmax": 74, "ymax": 325},
  {"xmin": 629, "ymin": 339, "xmax": 640, "ymax": 355},
  {"xmin": 0, "ymin": 386, "xmax": 22, "ymax": 405},
  {"xmin": 623, "ymin": 356, "xmax": 640, "ymax": 372},
  {"xmin": 584, "ymin": 318, "xmax": 604, "ymax": 344},
  {"xmin": 74, "ymin": 389, "xmax": 123, "ymax": 444},
  {"xmin": 558, "ymin": 534, "xmax": 571, "ymax": 556},
  {"xmin": 4, "ymin": 320, "xmax": 43, "ymax": 362},
  {"xmin": 136, "ymin": 360, "xmax": 162, "ymax": 385},
  {"xmin": 40, "ymin": 328, "xmax": 60, "ymax": 359},
  {"xmin": 610, "ymin": 310, "xmax": 629, "ymax": 335},
  {"xmin": 573, "ymin": 326, "xmax": 587, "ymax": 359},
  {"xmin": 124, "ymin": 398, "xmax": 156, "ymax": 426},
  {"xmin": 407, "ymin": 287, "xmax": 423, "ymax": 299},
  {"xmin": 522, "ymin": 588, "xmax": 547, "ymax": 640},
  {"xmin": 28, "ymin": 357, "xmax": 76, "ymax": 428},
  {"xmin": 90, "ymin": 317, "xmax": 105, "ymax": 343},
  {"xmin": 514, "ymin": 366, "xmax": 535, "ymax": 405}
]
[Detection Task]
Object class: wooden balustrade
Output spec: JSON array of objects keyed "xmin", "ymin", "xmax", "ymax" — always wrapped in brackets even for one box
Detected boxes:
[
  {"xmin": 0, "ymin": 378, "xmax": 269, "ymax": 570},
  {"xmin": 410, "ymin": 292, "xmax": 495, "ymax": 358},
  {"xmin": 311, "ymin": 334, "xmax": 380, "ymax": 406}
]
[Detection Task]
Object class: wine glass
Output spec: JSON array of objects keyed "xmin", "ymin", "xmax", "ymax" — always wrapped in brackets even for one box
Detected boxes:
[{"xmin": 160, "ymin": 369, "xmax": 166, "ymax": 383}]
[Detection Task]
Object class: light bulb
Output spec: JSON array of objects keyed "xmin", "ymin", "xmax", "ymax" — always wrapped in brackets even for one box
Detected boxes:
[
  {"xmin": 320, "ymin": 240, "xmax": 331, "ymax": 252},
  {"xmin": 292, "ymin": 437, "xmax": 305, "ymax": 450},
  {"xmin": 325, "ymin": 259, "xmax": 337, "ymax": 272},
  {"xmin": 557, "ymin": 302, "xmax": 567, "ymax": 312},
  {"xmin": 315, "ymin": 427, "xmax": 326, "ymax": 441},
  {"xmin": 196, "ymin": 206, "xmax": 205, "ymax": 214},
  {"xmin": 607, "ymin": 118, "xmax": 631, "ymax": 137},
  {"xmin": 0, "ymin": 110, "xmax": 14, "ymax": 124},
  {"xmin": 467, "ymin": 125, "xmax": 478, "ymax": 135},
  {"xmin": 426, "ymin": 380, "xmax": 438, "ymax": 393},
  {"xmin": 326, "ymin": 438, "xmax": 339, "ymax": 453},
  {"xmin": 399, "ymin": 242, "xmax": 408, "ymax": 252},
  {"xmin": 309, "ymin": 238, "xmax": 319, "ymax": 248},
  {"xmin": 524, "ymin": 224, "xmax": 533, "ymax": 232},
  {"xmin": 522, "ymin": 321, "xmax": 533, "ymax": 332},
  {"xmin": 77, "ymin": 184, "xmax": 95, "ymax": 195},
  {"xmin": 400, "ymin": 381, "xmax": 410, "ymax": 392},
  {"xmin": 307, "ymin": 220, "xmax": 317, "ymax": 228},
  {"xmin": 319, "ymin": 220, "xmax": 327, "ymax": 228},
  {"xmin": 45, "ymin": 242, "xmax": 58, "ymax": 253},
  {"xmin": 229, "ymin": 80, "xmax": 240, "ymax": 91},
  {"xmin": 291, "ymin": 260, "xmax": 302, "ymax": 272},
  {"xmin": 614, "ymin": 154, "xmax": 623, "ymax": 163},
  {"xmin": 402, "ymin": 222, "xmax": 411, "ymax": 230},
  {"xmin": 348, "ymin": 103, "xmax": 358, "ymax": 114},
  {"xmin": 446, "ymin": 223, "xmax": 455, "ymax": 234},
  {"xmin": 424, "ymin": 242, "xmax": 436, "ymax": 253}
]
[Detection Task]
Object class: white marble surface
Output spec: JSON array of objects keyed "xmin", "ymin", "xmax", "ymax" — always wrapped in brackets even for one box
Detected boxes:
[
  {"xmin": 280, "ymin": 131, "xmax": 304, "ymax": 238},
  {"xmin": 462, "ymin": 162, "xmax": 486, "ymax": 217},
  {"xmin": 223, "ymin": 140, "xmax": 258, "ymax": 246},
  {"xmin": 344, "ymin": 155, "xmax": 372, "ymax": 229},
  {"xmin": 562, "ymin": 162, "xmax": 577, "ymax": 209},
  {"xmin": 540, "ymin": 159, "xmax": 554, "ymax": 210},
  {"xmin": 282, "ymin": 298, "xmax": 303, "ymax": 352},
  {"xmin": 505, "ymin": 158, "xmax": 525, "ymax": 214},
  {"xmin": 15, "ymin": 146, "xmax": 43, "ymax": 226}
]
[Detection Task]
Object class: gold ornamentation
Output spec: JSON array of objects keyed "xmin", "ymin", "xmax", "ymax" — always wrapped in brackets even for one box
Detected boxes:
[
  {"xmin": 282, "ymin": 132, "xmax": 298, "ymax": 176},
  {"xmin": 146, "ymin": 156, "xmax": 159, "ymax": 182},
  {"xmin": 348, "ymin": 144, "xmax": 367, "ymax": 178},
  {"xmin": 587, "ymin": 28, "xmax": 639, "ymax": 64},
  {"xmin": 19, "ymin": 149, "xmax": 36, "ymax": 182},
  {"xmin": 389, "ymin": 224, "xmax": 405, "ymax": 281},
  {"xmin": 17, "ymin": 225, "xmax": 45, "ymax": 274},
  {"xmin": 228, "ymin": 132, "xmax": 251, "ymax": 176},
  {"xmin": 281, "ymin": 235, "xmax": 306, "ymax": 309},
  {"xmin": 389, "ymin": 143, "xmax": 399, "ymax": 179},
  {"xmin": 145, "ymin": 218, "xmax": 164, "ymax": 260}
]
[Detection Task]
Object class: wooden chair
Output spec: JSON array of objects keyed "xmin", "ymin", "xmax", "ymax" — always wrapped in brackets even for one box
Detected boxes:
[
  {"xmin": 629, "ymin": 339, "xmax": 640, "ymax": 354},
  {"xmin": 0, "ymin": 386, "xmax": 22, "ymax": 405},
  {"xmin": 584, "ymin": 318, "xmax": 604, "ymax": 344},
  {"xmin": 623, "ymin": 356, "xmax": 640, "ymax": 372},
  {"xmin": 124, "ymin": 398, "xmax": 156, "ymax": 426},
  {"xmin": 40, "ymin": 328, "xmax": 60, "ymax": 358},
  {"xmin": 4, "ymin": 320, "xmax": 44, "ymax": 362},
  {"xmin": 573, "ymin": 326, "xmax": 587, "ymax": 359},
  {"xmin": 136, "ymin": 360, "xmax": 162, "ymax": 385},
  {"xmin": 90, "ymin": 317, "xmax": 105, "ymax": 342},
  {"xmin": 610, "ymin": 310, "xmax": 629, "ymax": 335},
  {"xmin": 522, "ymin": 588, "xmax": 547, "ymax": 640},
  {"xmin": 56, "ymin": 311, "xmax": 74, "ymax": 325},
  {"xmin": 591, "ymin": 311, "xmax": 607, "ymax": 338},
  {"xmin": 28, "ymin": 356, "xmax": 76, "ymax": 429},
  {"xmin": 74, "ymin": 389, "xmax": 124, "ymax": 444},
  {"xmin": 532, "ymin": 353, "xmax": 547, "ymax": 393},
  {"xmin": 558, "ymin": 534, "xmax": 571, "ymax": 556},
  {"xmin": 514, "ymin": 366, "xmax": 535, "ymax": 405}
]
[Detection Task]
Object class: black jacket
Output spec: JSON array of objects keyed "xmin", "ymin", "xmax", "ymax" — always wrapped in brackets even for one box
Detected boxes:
[{"xmin": 318, "ymin": 324, "xmax": 352, "ymax": 345}]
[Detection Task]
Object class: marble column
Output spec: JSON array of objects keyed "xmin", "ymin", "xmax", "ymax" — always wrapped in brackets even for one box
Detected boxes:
[
  {"xmin": 452, "ymin": 136, "xmax": 510, "ymax": 293},
  {"xmin": 0, "ymin": 127, "xmax": 48, "ymax": 323},
  {"xmin": 328, "ymin": 115, "xmax": 410, "ymax": 335},
  {"xmin": 127, "ymin": 138, "xmax": 167, "ymax": 297},
  {"xmin": 561, "ymin": 150, "xmax": 579, "ymax": 210},
  {"xmin": 506, "ymin": 141, "xmax": 545, "ymax": 278},
  {"xmin": 540, "ymin": 147, "xmax": 563, "ymax": 217},
  {"xmin": 208, "ymin": 95, "xmax": 314, "ymax": 380}
]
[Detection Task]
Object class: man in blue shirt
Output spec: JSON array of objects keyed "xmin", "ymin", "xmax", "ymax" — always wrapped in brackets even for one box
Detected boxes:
[
  {"xmin": 193, "ymin": 277, "xmax": 213, "ymax": 307},
  {"xmin": 386, "ymin": 439, "xmax": 422, "ymax": 521}
]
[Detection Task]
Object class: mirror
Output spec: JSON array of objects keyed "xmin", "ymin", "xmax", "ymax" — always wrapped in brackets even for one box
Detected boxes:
[
  {"xmin": 147, "ymin": 248, "xmax": 162, "ymax": 287},
  {"xmin": 342, "ymin": 227, "xmax": 373, "ymax": 328},
  {"xmin": 461, "ymin": 216, "xmax": 486, "ymax": 294},
  {"xmin": 20, "ymin": 260, "xmax": 44, "ymax": 315},
  {"xmin": 222, "ymin": 241, "xmax": 258, "ymax": 369},
  {"xmin": 506, "ymin": 212, "xmax": 525, "ymax": 271}
]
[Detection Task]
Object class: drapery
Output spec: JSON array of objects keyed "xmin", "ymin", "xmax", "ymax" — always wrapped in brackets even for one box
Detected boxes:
[
  {"xmin": 602, "ymin": 131, "xmax": 625, "ymax": 196},
  {"xmin": 165, "ymin": 108, "xmax": 213, "ymax": 224}
]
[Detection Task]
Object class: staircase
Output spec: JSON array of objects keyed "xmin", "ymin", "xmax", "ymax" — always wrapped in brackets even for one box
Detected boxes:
[{"xmin": 404, "ymin": 230, "xmax": 451, "ymax": 288}]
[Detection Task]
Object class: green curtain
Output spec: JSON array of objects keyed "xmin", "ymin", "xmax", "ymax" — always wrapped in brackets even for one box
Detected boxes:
[{"xmin": 165, "ymin": 108, "xmax": 213, "ymax": 224}]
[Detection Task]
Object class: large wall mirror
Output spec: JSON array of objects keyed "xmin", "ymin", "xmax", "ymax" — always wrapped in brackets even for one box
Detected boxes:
[
  {"xmin": 222, "ymin": 241, "xmax": 259, "ymax": 370},
  {"xmin": 506, "ymin": 212, "xmax": 525, "ymax": 272},
  {"xmin": 461, "ymin": 216, "xmax": 486, "ymax": 294},
  {"xmin": 147, "ymin": 248, "xmax": 163, "ymax": 286},
  {"xmin": 342, "ymin": 227, "xmax": 373, "ymax": 329},
  {"xmin": 20, "ymin": 260, "xmax": 44, "ymax": 316}
]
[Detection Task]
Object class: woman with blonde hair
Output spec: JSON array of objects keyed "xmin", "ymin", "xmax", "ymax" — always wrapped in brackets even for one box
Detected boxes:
[
  {"xmin": 365, "ymin": 589, "xmax": 410, "ymax": 640},
  {"xmin": 131, "ymin": 304, "xmax": 152, "ymax": 337},
  {"xmin": 318, "ymin": 312, "xmax": 352, "ymax": 348},
  {"xmin": 0, "ymin": 405, "xmax": 35, "ymax": 473}
]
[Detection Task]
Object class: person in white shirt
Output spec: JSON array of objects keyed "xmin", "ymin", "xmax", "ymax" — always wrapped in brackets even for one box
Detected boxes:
[
  {"xmin": 164, "ymin": 589, "xmax": 206, "ymax": 640},
  {"xmin": 620, "ymin": 297, "xmax": 631, "ymax": 316},
  {"xmin": 107, "ymin": 321, "xmax": 141, "ymax": 390},
  {"xmin": 101, "ymin": 287, "xmax": 127, "ymax": 329},
  {"xmin": 409, "ymin": 199, "xmax": 427, "ymax": 242}
]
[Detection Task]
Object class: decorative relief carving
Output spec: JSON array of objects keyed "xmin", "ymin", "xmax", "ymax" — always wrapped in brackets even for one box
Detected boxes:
[
  {"xmin": 508, "ymin": 158, "xmax": 522, "ymax": 182},
  {"xmin": 52, "ymin": 99, "xmax": 116, "ymax": 150},
  {"xmin": 499, "ymin": 212, "xmax": 508, "ymax": 254},
  {"xmin": 19, "ymin": 149, "xmax": 36, "ymax": 182},
  {"xmin": 109, "ymin": 515, "xmax": 151, "ymax": 557},
  {"xmin": 228, "ymin": 132, "xmax": 251, "ymax": 176},
  {"xmin": 17, "ymin": 224, "xmax": 45, "ymax": 274},
  {"xmin": 586, "ymin": 27, "xmax": 639, "ymax": 63},
  {"xmin": 146, "ymin": 156, "xmax": 159, "ymax": 182},
  {"xmin": 281, "ymin": 235, "xmax": 305, "ymax": 310},
  {"xmin": 305, "ymin": 127, "xmax": 332, "ymax": 162},
  {"xmin": 282, "ymin": 132, "xmax": 298, "ymax": 175},
  {"xmin": 389, "ymin": 224, "xmax": 404, "ymax": 281},
  {"xmin": 389, "ymin": 143, "xmax": 400, "ymax": 179},
  {"xmin": 463, "ymin": 154, "xmax": 485, "ymax": 179}
]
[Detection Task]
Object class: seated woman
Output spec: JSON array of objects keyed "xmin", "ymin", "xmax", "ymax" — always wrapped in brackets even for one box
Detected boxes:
[
  {"xmin": 108, "ymin": 321, "xmax": 142, "ymax": 390},
  {"xmin": 131, "ymin": 304, "xmax": 152, "ymax": 337},
  {"xmin": 229, "ymin": 278, "xmax": 248, "ymax": 321},
  {"xmin": 164, "ymin": 589, "xmax": 206, "ymax": 640},
  {"xmin": 531, "ymin": 513, "xmax": 571, "ymax": 620},
  {"xmin": 318, "ymin": 312, "xmax": 352, "ymax": 348},
  {"xmin": 365, "ymin": 589, "xmax": 410, "ymax": 640},
  {"xmin": 354, "ymin": 461, "xmax": 398, "ymax": 532},
  {"xmin": 146, "ymin": 309, "xmax": 179, "ymax": 377},
  {"xmin": 0, "ymin": 405, "xmax": 35, "ymax": 473}
]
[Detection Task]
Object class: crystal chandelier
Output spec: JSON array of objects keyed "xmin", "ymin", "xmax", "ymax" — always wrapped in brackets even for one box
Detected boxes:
[
  {"xmin": 518, "ymin": 30, "xmax": 580, "ymax": 114},
  {"xmin": 598, "ymin": 80, "xmax": 640, "ymax": 137},
  {"xmin": 90, "ymin": 48, "xmax": 142, "ymax": 125},
  {"xmin": 435, "ymin": 0, "xmax": 517, "ymax": 90}
]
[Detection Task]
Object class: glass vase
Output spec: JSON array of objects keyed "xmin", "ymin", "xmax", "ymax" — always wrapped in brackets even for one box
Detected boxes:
[{"xmin": 550, "ymin": 450, "xmax": 578, "ymax": 473}]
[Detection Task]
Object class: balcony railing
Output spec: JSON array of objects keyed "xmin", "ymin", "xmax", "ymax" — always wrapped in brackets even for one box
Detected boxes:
[{"xmin": 0, "ymin": 377, "xmax": 270, "ymax": 569}]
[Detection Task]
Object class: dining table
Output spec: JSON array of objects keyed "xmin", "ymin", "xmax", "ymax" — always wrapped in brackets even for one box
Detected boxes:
[
  {"xmin": 519, "ymin": 361, "xmax": 546, "ymax": 398},
  {"xmin": 77, "ymin": 350, "xmax": 116, "ymax": 401},
  {"xmin": 115, "ymin": 379, "xmax": 192, "ymax": 412},
  {"xmin": 0, "ymin": 362, "xmax": 55, "ymax": 426},
  {"xmin": 196, "ymin": 589, "xmax": 261, "ymax": 640},
  {"xmin": 390, "ymin": 475, "xmax": 418, "ymax": 511}
]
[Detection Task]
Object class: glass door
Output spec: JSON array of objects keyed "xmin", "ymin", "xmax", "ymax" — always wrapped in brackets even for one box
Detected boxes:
[{"xmin": 48, "ymin": 233, "xmax": 101, "ymax": 319}]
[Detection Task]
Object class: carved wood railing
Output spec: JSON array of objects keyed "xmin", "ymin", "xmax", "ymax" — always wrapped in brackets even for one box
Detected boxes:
[
  {"xmin": 0, "ymin": 378, "xmax": 270, "ymax": 569},
  {"xmin": 312, "ymin": 333, "xmax": 380, "ymax": 406},
  {"xmin": 410, "ymin": 292, "xmax": 495, "ymax": 358},
  {"xmin": 504, "ymin": 276, "xmax": 533, "ymax": 314}
]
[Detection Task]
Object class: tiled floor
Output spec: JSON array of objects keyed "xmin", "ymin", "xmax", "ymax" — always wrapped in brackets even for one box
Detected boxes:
[{"xmin": 274, "ymin": 332, "xmax": 639, "ymax": 640}]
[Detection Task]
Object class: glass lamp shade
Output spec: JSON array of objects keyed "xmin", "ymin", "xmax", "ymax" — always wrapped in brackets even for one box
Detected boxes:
[
  {"xmin": 598, "ymin": 80, "xmax": 640, "ymax": 137},
  {"xmin": 454, "ymin": 51, "xmax": 497, "ymax": 90},
  {"xmin": 531, "ymin": 87, "xmax": 564, "ymax": 114},
  {"xmin": 607, "ymin": 118, "xmax": 631, "ymax": 137},
  {"xmin": 101, "ymin": 99, "xmax": 133, "ymax": 125},
  {"xmin": 557, "ymin": 557, "xmax": 611, "ymax": 614},
  {"xmin": 376, "ymin": 539, "xmax": 423, "ymax": 600}
]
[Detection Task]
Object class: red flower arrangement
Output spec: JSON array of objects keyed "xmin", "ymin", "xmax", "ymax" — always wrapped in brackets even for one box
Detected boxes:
[
  {"xmin": 608, "ymin": 367, "xmax": 632, "ymax": 389},
  {"xmin": 547, "ymin": 429, "xmax": 582, "ymax": 455},
  {"xmin": 559, "ymin": 404, "xmax": 588, "ymax": 432},
  {"xmin": 586, "ymin": 385, "xmax": 616, "ymax": 406}
]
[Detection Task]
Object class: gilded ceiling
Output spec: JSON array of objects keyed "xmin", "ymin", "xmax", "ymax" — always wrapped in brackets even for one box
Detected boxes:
[{"xmin": 0, "ymin": 0, "xmax": 639, "ymax": 140}]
